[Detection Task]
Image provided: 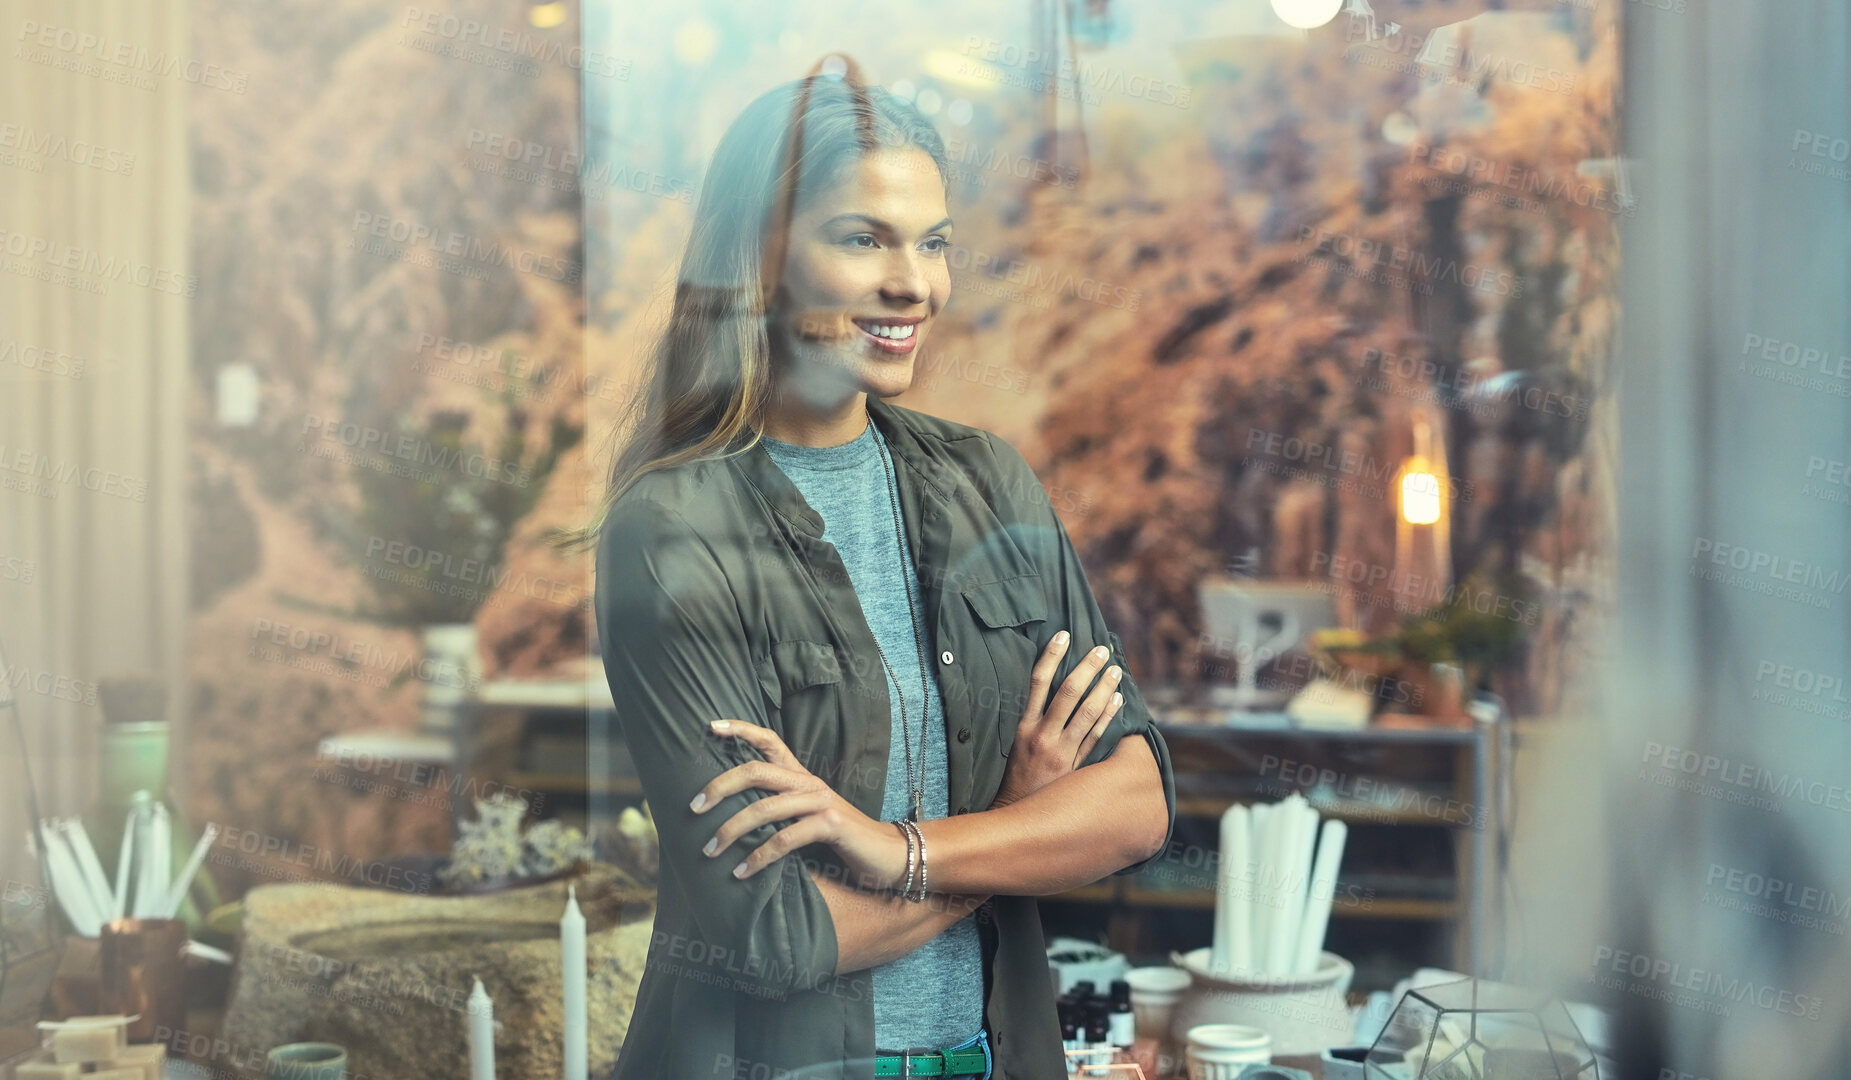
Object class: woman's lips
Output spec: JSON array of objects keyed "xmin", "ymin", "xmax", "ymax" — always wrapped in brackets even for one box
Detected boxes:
[{"xmin": 854, "ymin": 319, "xmax": 920, "ymax": 356}]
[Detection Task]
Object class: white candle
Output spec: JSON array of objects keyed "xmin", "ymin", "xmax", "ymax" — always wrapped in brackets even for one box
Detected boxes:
[
  {"xmin": 111, "ymin": 809, "xmax": 136, "ymax": 919},
  {"xmin": 161, "ymin": 823, "xmax": 221, "ymax": 919},
  {"xmin": 1294, "ymin": 818, "xmax": 1349, "ymax": 975},
  {"xmin": 1267, "ymin": 800, "xmax": 1313, "ymax": 974},
  {"xmin": 1223, "ymin": 804, "xmax": 1253, "ymax": 973},
  {"xmin": 468, "ymin": 976, "xmax": 495, "ymax": 1080},
  {"xmin": 562, "ymin": 886, "xmax": 587, "ymax": 1080}
]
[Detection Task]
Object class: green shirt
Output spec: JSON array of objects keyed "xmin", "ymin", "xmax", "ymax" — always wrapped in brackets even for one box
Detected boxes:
[{"xmin": 594, "ymin": 396, "xmax": 1178, "ymax": 1080}]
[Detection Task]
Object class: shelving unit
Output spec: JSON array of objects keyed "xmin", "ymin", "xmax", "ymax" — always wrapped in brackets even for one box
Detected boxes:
[{"xmin": 1040, "ymin": 708, "xmax": 1506, "ymax": 982}]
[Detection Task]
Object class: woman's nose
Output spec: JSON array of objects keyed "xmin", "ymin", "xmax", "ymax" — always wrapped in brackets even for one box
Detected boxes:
[{"xmin": 882, "ymin": 250, "xmax": 931, "ymax": 305}]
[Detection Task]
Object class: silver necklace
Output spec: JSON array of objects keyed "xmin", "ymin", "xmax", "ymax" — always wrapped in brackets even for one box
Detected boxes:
[{"xmin": 868, "ymin": 422, "xmax": 933, "ymax": 823}]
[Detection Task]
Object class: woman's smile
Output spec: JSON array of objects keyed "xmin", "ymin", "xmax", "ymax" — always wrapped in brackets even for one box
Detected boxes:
[{"xmin": 854, "ymin": 315, "xmax": 923, "ymax": 355}]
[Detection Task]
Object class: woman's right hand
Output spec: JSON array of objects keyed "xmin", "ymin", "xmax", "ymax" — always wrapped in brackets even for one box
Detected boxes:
[{"xmin": 991, "ymin": 631, "xmax": 1124, "ymax": 809}]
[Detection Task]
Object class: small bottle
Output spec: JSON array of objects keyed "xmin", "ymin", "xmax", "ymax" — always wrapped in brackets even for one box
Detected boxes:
[
  {"xmin": 1084, "ymin": 1010, "xmax": 1111, "ymax": 1077},
  {"xmin": 1059, "ymin": 1001, "xmax": 1081, "ymax": 1075},
  {"xmin": 1107, "ymin": 978, "xmax": 1135, "ymax": 1048}
]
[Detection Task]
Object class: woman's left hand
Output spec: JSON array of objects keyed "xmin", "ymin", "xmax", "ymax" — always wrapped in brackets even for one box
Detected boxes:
[{"xmin": 690, "ymin": 718, "xmax": 907, "ymax": 890}]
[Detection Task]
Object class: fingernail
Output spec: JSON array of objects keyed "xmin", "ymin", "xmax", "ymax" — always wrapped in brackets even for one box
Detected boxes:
[
  {"xmin": 689, "ymin": 793, "xmax": 706, "ymax": 812},
  {"xmin": 1094, "ymin": 646, "xmax": 1109, "ymax": 659},
  {"xmin": 1113, "ymin": 692, "xmax": 1123, "ymax": 707},
  {"xmin": 1108, "ymin": 666, "xmax": 1121, "ymax": 679},
  {"xmin": 733, "ymin": 861, "xmax": 749, "ymax": 878},
  {"xmin": 703, "ymin": 837, "xmax": 718, "ymax": 856},
  {"xmin": 711, "ymin": 719, "xmax": 731, "ymax": 732},
  {"xmin": 1054, "ymin": 631, "xmax": 1069, "ymax": 646}
]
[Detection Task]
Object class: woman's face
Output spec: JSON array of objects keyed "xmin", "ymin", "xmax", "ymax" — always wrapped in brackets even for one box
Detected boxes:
[{"xmin": 771, "ymin": 147, "xmax": 952, "ymax": 405}]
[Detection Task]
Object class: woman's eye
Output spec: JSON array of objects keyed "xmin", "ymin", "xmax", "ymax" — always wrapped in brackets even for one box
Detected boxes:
[
  {"xmin": 844, "ymin": 234, "xmax": 879, "ymax": 249},
  {"xmin": 920, "ymin": 236, "xmax": 949, "ymax": 255}
]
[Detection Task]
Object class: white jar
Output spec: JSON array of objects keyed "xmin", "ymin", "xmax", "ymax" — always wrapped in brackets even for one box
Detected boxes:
[{"xmin": 1184, "ymin": 1023, "xmax": 1271, "ymax": 1080}]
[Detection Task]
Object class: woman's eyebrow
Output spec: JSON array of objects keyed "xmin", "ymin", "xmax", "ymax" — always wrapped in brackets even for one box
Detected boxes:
[{"xmin": 820, "ymin": 213, "xmax": 955, "ymax": 233}]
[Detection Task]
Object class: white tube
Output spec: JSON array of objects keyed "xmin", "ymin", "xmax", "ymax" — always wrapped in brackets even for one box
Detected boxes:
[
  {"xmin": 39, "ymin": 822, "xmax": 102, "ymax": 936},
  {"xmin": 59, "ymin": 819, "xmax": 116, "ymax": 922},
  {"xmin": 1295, "ymin": 818, "xmax": 1349, "ymax": 974},
  {"xmin": 1224, "ymin": 804, "xmax": 1253, "ymax": 973},
  {"xmin": 1248, "ymin": 802, "xmax": 1277, "ymax": 971},
  {"xmin": 161, "ymin": 823, "xmax": 220, "ymax": 919},
  {"xmin": 112, "ymin": 810, "xmax": 136, "ymax": 920},
  {"xmin": 1266, "ymin": 800, "xmax": 1313, "ymax": 974}
]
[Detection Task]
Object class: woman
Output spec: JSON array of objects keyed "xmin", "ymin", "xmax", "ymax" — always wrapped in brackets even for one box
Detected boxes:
[{"xmin": 589, "ymin": 70, "xmax": 1176, "ymax": 1080}]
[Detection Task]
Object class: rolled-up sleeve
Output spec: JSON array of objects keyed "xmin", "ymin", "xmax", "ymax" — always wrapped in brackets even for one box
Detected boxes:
[
  {"xmin": 983, "ymin": 435, "xmax": 1178, "ymax": 877},
  {"xmin": 595, "ymin": 498, "xmax": 839, "ymax": 995}
]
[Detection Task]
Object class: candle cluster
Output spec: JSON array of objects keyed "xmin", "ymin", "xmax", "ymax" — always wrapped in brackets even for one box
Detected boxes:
[{"xmin": 1212, "ymin": 794, "xmax": 1348, "ymax": 977}]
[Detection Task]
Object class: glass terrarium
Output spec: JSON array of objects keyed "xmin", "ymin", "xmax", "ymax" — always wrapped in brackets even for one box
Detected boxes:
[{"xmin": 1366, "ymin": 979, "xmax": 1601, "ymax": 1080}]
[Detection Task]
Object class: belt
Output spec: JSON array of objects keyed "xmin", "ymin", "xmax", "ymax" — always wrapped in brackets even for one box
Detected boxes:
[{"xmin": 871, "ymin": 1047, "xmax": 987, "ymax": 1077}]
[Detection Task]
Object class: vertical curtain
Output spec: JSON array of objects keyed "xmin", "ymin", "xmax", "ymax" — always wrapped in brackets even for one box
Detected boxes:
[
  {"xmin": 1580, "ymin": 3, "xmax": 1850, "ymax": 1074},
  {"xmin": 0, "ymin": 0, "xmax": 190, "ymax": 880}
]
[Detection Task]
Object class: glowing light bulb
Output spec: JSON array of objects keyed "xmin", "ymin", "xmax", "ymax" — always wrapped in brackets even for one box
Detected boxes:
[
  {"xmin": 1401, "ymin": 470, "xmax": 1443, "ymax": 525},
  {"xmin": 1270, "ymin": 0, "xmax": 1344, "ymax": 30}
]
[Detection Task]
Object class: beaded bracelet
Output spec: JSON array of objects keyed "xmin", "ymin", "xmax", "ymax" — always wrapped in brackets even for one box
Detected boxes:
[{"xmin": 892, "ymin": 820, "xmax": 917, "ymax": 899}]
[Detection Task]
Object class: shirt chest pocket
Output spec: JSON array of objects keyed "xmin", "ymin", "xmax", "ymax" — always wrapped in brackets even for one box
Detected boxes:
[
  {"xmin": 960, "ymin": 574, "xmax": 1050, "ymax": 750},
  {"xmin": 755, "ymin": 638, "xmax": 841, "ymax": 701}
]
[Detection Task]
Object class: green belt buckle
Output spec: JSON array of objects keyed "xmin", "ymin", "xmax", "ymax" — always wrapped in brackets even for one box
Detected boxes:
[{"xmin": 872, "ymin": 1047, "xmax": 987, "ymax": 1077}]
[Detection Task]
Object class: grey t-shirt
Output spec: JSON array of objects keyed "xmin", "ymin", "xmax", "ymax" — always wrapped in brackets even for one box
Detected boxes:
[{"xmin": 762, "ymin": 418, "xmax": 985, "ymax": 1052}]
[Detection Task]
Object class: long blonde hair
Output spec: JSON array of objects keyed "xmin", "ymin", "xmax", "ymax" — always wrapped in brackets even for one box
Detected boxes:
[{"xmin": 559, "ymin": 67, "xmax": 949, "ymax": 550}]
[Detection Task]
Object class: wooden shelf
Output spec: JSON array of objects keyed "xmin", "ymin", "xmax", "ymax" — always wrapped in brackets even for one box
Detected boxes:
[
  {"xmin": 1115, "ymin": 886, "xmax": 1458, "ymax": 921},
  {"xmin": 1173, "ymin": 795, "xmax": 1476, "ymax": 828}
]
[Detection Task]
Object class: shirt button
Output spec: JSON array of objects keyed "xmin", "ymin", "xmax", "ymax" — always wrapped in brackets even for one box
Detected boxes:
[
  {"xmin": 941, "ymin": 650, "xmax": 955, "ymax": 665},
  {"xmin": 958, "ymin": 728, "xmax": 971, "ymax": 743}
]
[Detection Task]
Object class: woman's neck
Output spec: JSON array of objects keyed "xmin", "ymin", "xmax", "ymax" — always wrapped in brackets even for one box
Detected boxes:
[{"xmin": 761, "ymin": 387, "xmax": 872, "ymax": 448}]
